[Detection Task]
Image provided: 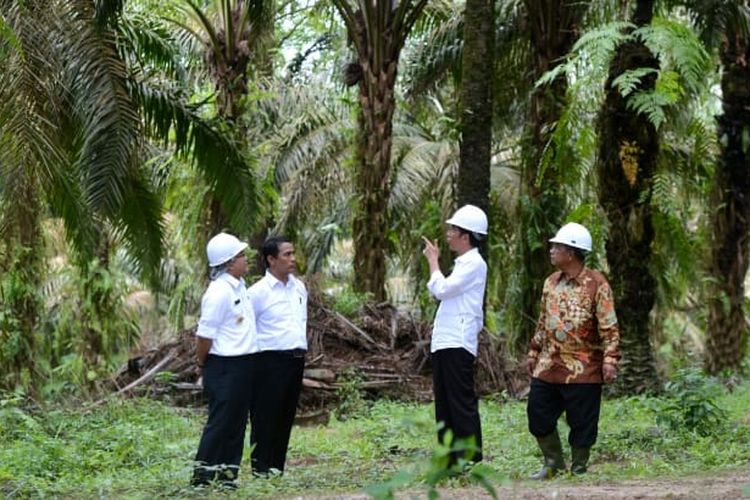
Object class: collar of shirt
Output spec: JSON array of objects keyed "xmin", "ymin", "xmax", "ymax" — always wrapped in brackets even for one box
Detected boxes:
[
  {"xmin": 553, "ymin": 266, "xmax": 588, "ymax": 287},
  {"xmin": 217, "ymin": 272, "xmax": 245, "ymax": 290},
  {"xmin": 264, "ymin": 270, "xmax": 296, "ymax": 289},
  {"xmin": 454, "ymin": 247, "xmax": 480, "ymax": 265}
]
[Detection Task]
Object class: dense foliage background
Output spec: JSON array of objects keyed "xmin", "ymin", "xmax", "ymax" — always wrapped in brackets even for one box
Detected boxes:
[{"xmin": 0, "ymin": 0, "xmax": 748, "ymax": 400}]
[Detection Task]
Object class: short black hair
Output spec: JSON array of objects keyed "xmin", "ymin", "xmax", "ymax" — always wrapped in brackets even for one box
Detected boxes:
[
  {"xmin": 454, "ymin": 226, "xmax": 484, "ymax": 248},
  {"xmin": 261, "ymin": 235, "xmax": 291, "ymax": 269},
  {"xmin": 570, "ymin": 246, "xmax": 587, "ymax": 263}
]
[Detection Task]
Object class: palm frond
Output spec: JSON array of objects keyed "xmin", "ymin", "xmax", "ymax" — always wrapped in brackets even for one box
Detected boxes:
[
  {"xmin": 63, "ymin": 0, "xmax": 142, "ymax": 216},
  {"xmin": 402, "ymin": 7, "xmax": 463, "ymax": 96},
  {"xmin": 174, "ymin": 0, "xmax": 224, "ymax": 66},
  {"xmin": 116, "ymin": 12, "xmax": 186, "ymax": 80},
  {"xmin": 634, "ymin": 17, "xmax": 711, "ymax": 93},
  {"xmin": 95, "ymin": 0, "xmax": 124, "ymax": 29},
  {"xmin": 126, "ymin": 78, "xmax": 259, "ymax": 234},
  {"xmin": 673, "ymin": 0, "xmax": 750, "ymax": 49},
  {"xmin": 110, "ymin": 167, "xmax": 165, "ymax": 286},
  {"xmin": 536, "ymin": 21, "xmax": 634, "ymax": 88}
]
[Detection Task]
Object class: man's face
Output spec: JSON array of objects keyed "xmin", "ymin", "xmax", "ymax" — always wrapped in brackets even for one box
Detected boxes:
[
  {"xmin": 446, "ymin": 225, "xmax": 466, "ymax": 252},
  {"xmin": 226, "ymin": 252, "xmax": 248, "ymax": 278},
  {"xmin": 268, "ymin": 242, "xmax": 296, "ymax": 279},
  {"xmin": 549, "ymin": 243, "xmax": 574, "ymax": 268}
]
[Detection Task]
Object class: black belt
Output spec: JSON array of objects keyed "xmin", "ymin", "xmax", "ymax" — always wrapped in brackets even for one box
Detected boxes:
[
  {"xmin": 206, "ymin": 353, "xmax": 253, "ymax": 360},
  {"xmin": 256, "ymin": 349, "xmax": 306, "ymax": 358}
]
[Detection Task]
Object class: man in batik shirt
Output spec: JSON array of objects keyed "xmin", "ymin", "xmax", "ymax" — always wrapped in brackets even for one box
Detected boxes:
[{"xmin": 526, "ymin": 222, "xmax": 620, "ymax": 479}]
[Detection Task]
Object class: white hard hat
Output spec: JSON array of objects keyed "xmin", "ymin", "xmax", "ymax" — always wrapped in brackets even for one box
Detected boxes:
[
  {"xmin": 206, "ymin": 232, "xmax": 248, "ymax": 267},
  {"xmin": 445, "ymin": 205, "xmax": 488, "ymax": 235},
  {"xmin": 549, "ymin": 222, "xmax": 592, "ymax": 252}
]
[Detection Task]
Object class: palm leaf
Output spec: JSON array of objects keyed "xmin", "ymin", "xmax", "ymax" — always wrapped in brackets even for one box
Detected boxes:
[{"xmin": 127, "ymin": 79, "xmax": 259, "ymax": 233}]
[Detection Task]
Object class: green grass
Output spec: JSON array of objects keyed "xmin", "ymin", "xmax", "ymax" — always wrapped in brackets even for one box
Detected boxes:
[{"xmin": 1, "ymin": 382, "xmax": 749, "ymax": 498}]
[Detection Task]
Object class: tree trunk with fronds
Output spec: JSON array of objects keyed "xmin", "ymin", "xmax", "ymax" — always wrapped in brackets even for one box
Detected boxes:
[
  {"xmin": 596, "ymin": 0, "xmax": 659, "ymax": 394},
  {"xmin": 352, "ymin": 67, "xmax": 395, "ymax": 301},
  {"xmin": 515, "ymin": 0, "xmax": 589, "ymax": 349},
  {"xmin": 706, "ymin": 18, "xmax": 750, "ymax": 374},
  {"xmin": 457, "ymin": 0, "xmax": 494, "ymax": 219},
  {"xmin": 184, "ymin": 0, "xmax": 261, "ymax": 236},
  {"xmin": 1, "ymin": 180, "xmax": 44, "ymax": 390},
  {"xmin": 333, "ymin": 0, "xmax": 429, "ymax": 302}
]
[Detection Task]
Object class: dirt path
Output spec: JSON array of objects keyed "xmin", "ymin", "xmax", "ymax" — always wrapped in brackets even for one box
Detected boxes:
[
  {"xmin": 306, "ymin": 468, "xmax": 750, "ymax": 499},
  {"xmin": 437, "ymin": 467, "xmax": 750, "ymax": 499}
]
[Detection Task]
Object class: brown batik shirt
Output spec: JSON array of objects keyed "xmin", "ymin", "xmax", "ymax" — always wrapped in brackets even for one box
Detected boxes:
[{"xmin": 527, "ymin": 268, "xmax": 620, "ymax": 384}]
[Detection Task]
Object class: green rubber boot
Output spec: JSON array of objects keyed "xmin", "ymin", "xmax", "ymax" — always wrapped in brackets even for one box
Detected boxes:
[
  {"xmin": 570, "ymin": 447, "xmax": 590, "ymax": 475},
  {"xmin": 529, "ymin": 429, "xmax": 566, "ymax": 480}
]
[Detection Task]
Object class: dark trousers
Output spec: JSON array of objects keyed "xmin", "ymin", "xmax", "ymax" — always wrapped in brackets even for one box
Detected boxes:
[
  {"xmin": 249, "ymin": 350, "xmax": 305, "ymax": 475},
  {"xmin": 527, "ymin": 378, "xmax": 602, "ymax": 448},
  {"xmin": 432, "ymin": 348, "xmax": 482, "ymax": 464},
  {"xmin": 193, "ymin": 354, "xmax": 253, "ymax": 485}
]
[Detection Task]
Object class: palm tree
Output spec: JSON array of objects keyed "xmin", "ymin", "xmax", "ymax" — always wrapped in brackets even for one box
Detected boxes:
[
  {"xmin": 0, "ymin": 0, "xmax": 162, "ymax": 387},
  {"xmin": 457, "ymin": 0, "xmax": 494, "ymax": 221},
  {"xmin": 596, "ymin": 0, "xmax": 661, "ymax": 393},
  {"xmin": 171, "ymin": 0, "xmax": 271, "ymax": 234},
  {"xmin": 0, "ymin": 0, "xmax": 261, "ymax": 389},
  {"xmin": 686, "ymin": 0, "xmax": 750, "ymax": 374},
  {"xmin": 331, "ymin": 0, "xmax": 429, "ymax": 302}
]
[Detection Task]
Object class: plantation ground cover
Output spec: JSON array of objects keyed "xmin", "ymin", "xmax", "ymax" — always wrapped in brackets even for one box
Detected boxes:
[{"xmin": 1, "ymin": 380, "xmax": 749, "ymax": 498}]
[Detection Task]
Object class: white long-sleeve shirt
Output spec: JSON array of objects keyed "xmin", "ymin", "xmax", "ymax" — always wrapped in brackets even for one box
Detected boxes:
[
  {"xmin": 196, "ymin": 273, "xmax": 256, "ymax": 356},
  {"xmin": 427, "ymin": 247, "xmax": 487, "ymax": 356},
  {"xmin": 248, "ymin": 271, "xmax": 308, "ymax": 352}
]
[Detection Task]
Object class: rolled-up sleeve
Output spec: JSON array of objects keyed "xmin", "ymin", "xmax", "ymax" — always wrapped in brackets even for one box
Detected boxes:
[{"xmin": 197, "ymin": 289, "xmax": 228, "ymax": 340}]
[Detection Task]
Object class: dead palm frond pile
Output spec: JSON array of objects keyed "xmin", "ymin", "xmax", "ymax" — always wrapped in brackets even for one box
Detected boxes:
[{"xmin": 111, "ymin": 290, "xmax": 524, "ymax": 412}]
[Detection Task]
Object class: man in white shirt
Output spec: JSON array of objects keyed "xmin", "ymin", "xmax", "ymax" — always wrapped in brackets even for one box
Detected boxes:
[
  {"xmin": 248, "ymin": 236, "xmax": 307, "ymax": 476},
  {"xmin": 192, "ymin": 232, "xmax": 256, "ymax": 488},
  {"xmin": 422, "ymin": 205, "xmax": 488, "ymax": 467}
]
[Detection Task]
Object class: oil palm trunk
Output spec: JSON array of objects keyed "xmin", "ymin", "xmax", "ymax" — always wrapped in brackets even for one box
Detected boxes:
[
  {"xmin": 706, "ymin": 11, "xmax": 750, "ymax": 374},
  {"xmin": 596, "ymin": 0, "xmax": 659, "ymax": 394},
  {"xmin": 457, "ymin": 0, "xmax": 494, "ymax": 220},
  {"xmin": 333, "ymin": 0, "xmax": 429, "ymax": 302}
]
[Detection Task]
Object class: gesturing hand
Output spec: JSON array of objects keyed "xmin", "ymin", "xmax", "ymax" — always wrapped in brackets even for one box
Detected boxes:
[{"xmin": 421, "ymin": 236, "xmax": 439, "ymax": 261}]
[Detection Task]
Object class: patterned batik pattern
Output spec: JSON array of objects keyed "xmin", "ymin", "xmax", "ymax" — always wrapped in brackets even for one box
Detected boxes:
[{"xmin": 528, "ymin": 268, "xmax": 620, "ymax": 384}]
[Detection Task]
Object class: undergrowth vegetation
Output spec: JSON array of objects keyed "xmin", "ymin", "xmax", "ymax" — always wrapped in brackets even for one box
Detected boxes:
[{"xmin": 1, "ymin": 377, "xmax": 748, "ymax": 498}]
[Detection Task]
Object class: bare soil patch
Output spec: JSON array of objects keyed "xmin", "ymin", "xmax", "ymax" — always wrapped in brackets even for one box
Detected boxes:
[{"xmin": 439, "ymin": 467, "xmax": 750, "ymax": 499}]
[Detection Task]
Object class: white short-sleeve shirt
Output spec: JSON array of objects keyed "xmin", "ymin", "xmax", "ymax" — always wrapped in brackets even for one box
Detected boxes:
[
  {"xmin": 196, "ymin": 273, "xmax": 256, "ymax": 356},
  {"xmin": 248, "ymin": 271, "xmax": 308, "ymax": 352},
  {"xmin": 427, "ymin": 247, "xmax": 487, "ymax": 357}
]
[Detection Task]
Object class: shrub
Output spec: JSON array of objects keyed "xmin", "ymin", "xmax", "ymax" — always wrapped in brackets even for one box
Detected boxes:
[{"xmin": 653, "ymin": 368, "xmax": 728, "ymax": 436}]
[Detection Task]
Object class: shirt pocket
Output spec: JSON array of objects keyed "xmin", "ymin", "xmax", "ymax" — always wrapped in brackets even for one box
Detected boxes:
[{"xmin": 295, "ymin": 290, "xmax": 307, "ymax": 321}]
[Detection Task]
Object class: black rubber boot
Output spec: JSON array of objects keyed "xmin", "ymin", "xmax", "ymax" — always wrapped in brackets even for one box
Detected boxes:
[
  {"xmin": 529, "ymin": 429, "xmax": 566, "ymax": 480},
  {"xmin": 571, "ymin": 447, "xmax": 590, "ymax": 475}
]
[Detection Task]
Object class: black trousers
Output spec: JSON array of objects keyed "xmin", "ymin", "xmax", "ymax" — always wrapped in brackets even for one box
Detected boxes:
[
  {"xmin": 249, "ymin": 350, "xmax": 305, "ymax": 474},
  {"xmin": 431, "ymin": 348, "xmax": 482, "ymax": 464},
  {"xmin": 527, "ymin": 377, "xmax": 602, "ymax": 448},
  {"xmin": 193, "ymin": 354, "xmax": 253, "ymax": 484}
]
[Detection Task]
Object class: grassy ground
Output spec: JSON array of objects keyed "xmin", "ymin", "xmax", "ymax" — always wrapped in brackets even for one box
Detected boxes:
[{"xmin": 1, "ymin": 380, "xmax": 749, "ymax": 498}]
